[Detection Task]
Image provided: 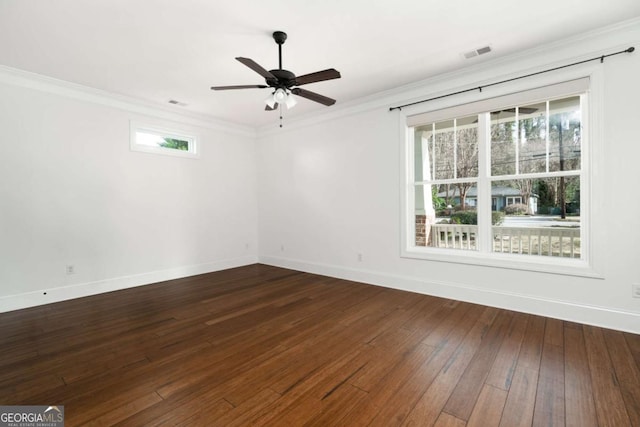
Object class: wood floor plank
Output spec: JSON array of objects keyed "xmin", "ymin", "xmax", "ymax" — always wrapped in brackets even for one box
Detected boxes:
[
  {"xmin": 442, "ymin": 310, "xmax": 513, "ymax": 420},
  {"xmin": 532, "ymin": 320, "xmax": 565, "ymax": 427},
  {"xmin": 345, "ymin": 343, "xmax": 437, "ymax": 426},
  {"xmin": 499, "ymin": 366, "xmax": 539, "ymax": 427},
  {"xmin": 466, "ymin": 384, "xmax": 507, "ymax": 427},
  {"xmin": 603, "ymin": 329, "xmax": 640, "ymax": 426},
  {"xmin": 434, "ymin": 412, "xmax": 467, "ymax": 427},
  {"xmin": 485, "ymin": 312, "xmax": 528, "ymax": 391},
  {"xmin": 1, "ymin": 264, "xmax": 639, "ymax": 426},
  {"xmin": 624, "ymin": 332, "xmax": 640, "ymax": 371},
  {"xmin": 173, "ymin": 399, "xmax": 234, "ymax": 427},
  {"xmin": 238, "ymin": 346, "xmax": 370, "ymax": 425},
  {"xmin": 583, "ymin": 325, "xmax": 633, "ymax": 426},
  {"xmin": 515, "ymin": 315, "xmax": 546, "ymax": 370},
  {"xmin": 368, "ymin": 304, "xmax": 488, "ymax": 427},
  {"xmin": 564, "ymin": 325, "xmax": 598, "ymax": 427},
  {"xmin": 499, "ymin": 315, "xmax": 546, "ymax": 427},
  {"xmin": 401, "ymin": 306, "xmax": 499, "ymax": 426},
  {"xmin": 211, "ymin": 387, "xmax": 281, "ymax": 427},
  {"xmin": 83, "ymin": 392, "xmax": 163, "ymax": 427},
  {"xmin": 304, "ymin": 383, "xmax": 370, "ymax": 427}
]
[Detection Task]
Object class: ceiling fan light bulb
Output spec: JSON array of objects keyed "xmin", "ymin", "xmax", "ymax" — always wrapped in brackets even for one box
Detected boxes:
[
  {"xmin": 285, "ymin": 94, "xmax": 297, "ymax": 109},
  {"xmin": 274, "ymin": 88, "xmax": 287, "ymax": 102},
  {"xmin": 265, "ymin": 93, "xmax": 276, "ymax": 108}
]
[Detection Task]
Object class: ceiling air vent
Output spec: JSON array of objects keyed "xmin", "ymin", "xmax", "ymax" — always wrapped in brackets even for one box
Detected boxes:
[
  {"xmin": 463, "ymin": 46, "xmax": 492, "ymax": 59},
  {"xmin": 168, "ymin": 99, "xmax": 187, "ymax": 107}
]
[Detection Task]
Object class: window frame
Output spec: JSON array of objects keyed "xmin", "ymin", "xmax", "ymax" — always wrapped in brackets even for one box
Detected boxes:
[
  {"xmin": 506, "ymin": 196, "xmax": 522, "ymax": 206},
  {"xmin": 130, "ymin": 121, "xmax": 200, "ymax": 159},
  {"xmin": 399, "ymin": 66, "xmax": 604, "ymax": 278}
]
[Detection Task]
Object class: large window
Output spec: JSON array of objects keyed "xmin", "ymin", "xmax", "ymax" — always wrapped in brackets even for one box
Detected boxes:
[{"xmin": 404, "ymin": 78, "xmax": 591, "ymax": 272}]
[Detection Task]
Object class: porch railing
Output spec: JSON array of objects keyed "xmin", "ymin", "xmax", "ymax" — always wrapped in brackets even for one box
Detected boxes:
[{"xmin": 430, "ymin": 224, "xmax": 580, "ymax": 258}]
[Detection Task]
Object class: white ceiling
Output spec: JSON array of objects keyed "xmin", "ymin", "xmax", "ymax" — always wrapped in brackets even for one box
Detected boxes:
[{"xmin": 1, "ymin": 0, "xmax": 639, "ymax": 128}]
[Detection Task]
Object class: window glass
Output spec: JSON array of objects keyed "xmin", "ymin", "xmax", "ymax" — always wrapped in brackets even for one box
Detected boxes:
[
  {"xmin": 407, "ymin": 90, "xmax": 585, "ymax": 263},
  {"xmin": 518, "ymin": 102, "xmax": 547, "ymax": 174},
  {"xmin": 130, "ymin": 122, "xmax": 198, "ymax": 158},
  {"xmin": 548, "ymin": 96, "xmax": 581, "ymax": 172},
  {"xmin": 491, "ymin": 177, "xmax": 580, "ymax": 258},
  {"xmin": 491, "ymin": 110, "xmax": 516, "ymax": 176}
]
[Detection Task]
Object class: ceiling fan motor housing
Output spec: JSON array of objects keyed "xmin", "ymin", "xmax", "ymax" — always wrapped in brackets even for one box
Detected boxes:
[{"xmin": 268, "ymin": 69, "xmax": 296, "ymax": 88}]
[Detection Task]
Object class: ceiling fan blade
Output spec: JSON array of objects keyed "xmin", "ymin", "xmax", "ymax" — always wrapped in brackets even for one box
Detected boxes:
[
  {"xmin": 211, "ymin": 85, "xmax": 269, "ymax": 90},
  {"xmin": 295, "ymin": 68, "xmax": 341, "ymax": 86},
  {"xmin": 236, "ymin": 57, "xmax": 276, "ymax": 80},
  {"xmin": 291, "ymin": 88, "xmax": 336, "ymax": 106},
  {"xmin": 265, "ymin": 103, "xmax": 279, "ymax": 111}
]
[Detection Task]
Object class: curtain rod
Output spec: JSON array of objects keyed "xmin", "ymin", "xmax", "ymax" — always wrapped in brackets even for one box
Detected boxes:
[{"xmin": 389, "ymin": 46, "xmax": 635, "ymax": 112}]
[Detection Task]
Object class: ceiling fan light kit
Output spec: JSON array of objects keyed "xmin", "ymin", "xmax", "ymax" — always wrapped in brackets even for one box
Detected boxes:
[
  {"xmin": 284, "ymin": 92, "xmax": 297, "ymax": 109},
  {"xmin": 211, "ymin": 30, "xmax": 341, "ymax": 125}
]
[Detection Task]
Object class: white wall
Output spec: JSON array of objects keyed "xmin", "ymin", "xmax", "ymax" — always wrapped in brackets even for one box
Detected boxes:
[
  {"xmin": 0, "ymin": 75, "xmax": 258, "ymax": 311},
  {"xmin": 258, "ymin": 21, "xmax": 640, "ymax": 333},
  {"xmin": 1, "ymin": 20, "xmax": 638, "ymax": 333}
]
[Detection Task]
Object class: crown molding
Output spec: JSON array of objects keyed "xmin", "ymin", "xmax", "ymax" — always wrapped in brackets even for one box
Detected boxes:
[
  {"xmin": 0, "ymin": 65, "xmax": 257, "ymax": 138},
  {"xmin": 258, "ymin": 16, "xmax": 640, "ymax": 137},
  {"xmin": 2, "ymin": 16, "xmax": 638, "ymax": 139}
]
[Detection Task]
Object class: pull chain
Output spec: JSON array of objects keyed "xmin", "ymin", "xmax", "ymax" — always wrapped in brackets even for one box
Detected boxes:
[{"xmin": 279, "ymin": 103, "xmax": 283, "ymax": 128}]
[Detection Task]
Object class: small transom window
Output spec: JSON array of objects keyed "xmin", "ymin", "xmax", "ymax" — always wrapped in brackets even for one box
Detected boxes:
[{"xmin": 130, "ymin": 122, "xmax": 198, "ymax": 158}]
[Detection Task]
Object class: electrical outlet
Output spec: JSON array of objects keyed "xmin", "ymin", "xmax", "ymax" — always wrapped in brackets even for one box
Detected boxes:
[
  {"xmin": 633, "ymin": 284, "xmax": 640, "ymax": 298},
  {"xmin": 280, "ymin": 245, "xmax": 285, "ymax": 252},
  {"xmin": 66, "ymin": 265, "xmax": 75, "ymax": 275},
  {"xmin": 357, "ymin": 253, "xmax": 363, "ymax": 262}
]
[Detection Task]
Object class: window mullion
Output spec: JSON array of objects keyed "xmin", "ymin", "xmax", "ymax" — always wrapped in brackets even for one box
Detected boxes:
[
  {"xmin": 515, "ymin": 107, "xmax": 520, "ymax": 175},
  {"xmin": 431, "ymin": 123, "xmax": 435, "ymax": 180},
  {"xmin": 453, "ymin": 119, "xmax": 458, "ymax": 179},
  {"xmin": 477, "ymin": 112, "xmax": 492, "ymax": 253},
  {"xmin": 545, "ymin": 101, "xmax": 550, "ymax": 173}
]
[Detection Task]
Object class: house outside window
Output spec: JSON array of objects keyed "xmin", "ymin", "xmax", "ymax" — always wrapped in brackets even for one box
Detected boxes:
[
  {"xmin": 402, "ymin": 78, "xmax": 593, "ymax": 274},
  {"xmin": 506, "ymin": 196, "xmax": 522, "ymax": 206}
]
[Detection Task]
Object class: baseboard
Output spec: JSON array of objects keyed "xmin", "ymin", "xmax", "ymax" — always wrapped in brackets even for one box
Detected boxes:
[
  {"xmin": 0, "ymin": 255, "xmax": 259, "ymax": 313},
  {"xmin": 259, "ymin": 255, "xmax": 640, "ymax": 334}
]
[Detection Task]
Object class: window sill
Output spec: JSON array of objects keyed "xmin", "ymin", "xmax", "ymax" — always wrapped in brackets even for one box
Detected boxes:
[{"xmin": 401, "ymin": 246, "xmax": 603, "ymax": 279}]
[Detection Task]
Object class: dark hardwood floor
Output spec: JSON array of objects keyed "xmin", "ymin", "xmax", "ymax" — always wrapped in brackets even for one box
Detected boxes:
[{"xmin": 1, "ymin": 264, "xmax": 639, "ymax": 426}]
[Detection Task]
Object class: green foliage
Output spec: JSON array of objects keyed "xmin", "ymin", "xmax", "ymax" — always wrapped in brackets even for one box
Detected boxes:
[
  {"xmin": 450, "ymin": 210, "xmax": 504, "ymax": 225},
  {"xmin": 565, "ymin": 177, "xmax": 580, "ymax": 204},
  {"xmin": 535, "ymin": 179, "xmax": 554, "ymax": 207},
  {"xmin": 432, "ymin": 186, "xmax": 446, "ymax": 210},
  {"xmin": 504, "ymin": 203, "xmax": 529, "ymax": 215},
  {"xmin": 160, "ymin": 138, "xmax": 189, "ymax": 151},
  {"xmin": 492, "ymin": 211, "xmax": 505, "ymax": 226},
  {"xmin": 450, "ymin": 210, "xmax": 477, "ymax": 225},
  {"xmin": 537, "ymin": 205, "xmax": 552, "ymax": 215}
]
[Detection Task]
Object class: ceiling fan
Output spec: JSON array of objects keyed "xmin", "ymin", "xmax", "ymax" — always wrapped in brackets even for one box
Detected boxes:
[{"xmin": 211, "ymin": 31, "xmax": 341, "ymax": 111}]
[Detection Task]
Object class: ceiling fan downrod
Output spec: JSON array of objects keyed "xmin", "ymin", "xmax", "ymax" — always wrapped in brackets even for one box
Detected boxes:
[{"xmin": 273, "ymin": 31, "xmax": 287, "ymax": 70}]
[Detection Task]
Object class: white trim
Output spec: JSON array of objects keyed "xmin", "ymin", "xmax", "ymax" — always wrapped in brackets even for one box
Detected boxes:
[
  {"xmin": 406, "ymin": 78, "xmax": 589, "ymax": 127},
  {"xmin": 400, "ymin": 246, "xmax": 600, "ymax": 278},
  {"xmin": 0, "ymin": 255, "xmax": 258, "ymax": 313},
  {"xmin": 0, "ymin": 65, "xmax": 256, "ymax": 138},
  {"xmin": 399, "ymin": 64, "xmax": 601, "ymax": 277},
  {"xmin": 258, "ymin": 19, "xmax": 640, "ymax": 136},
  {"xmin": 259, "ymin": 255, "xmax": 639, "ymax": 334}
]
